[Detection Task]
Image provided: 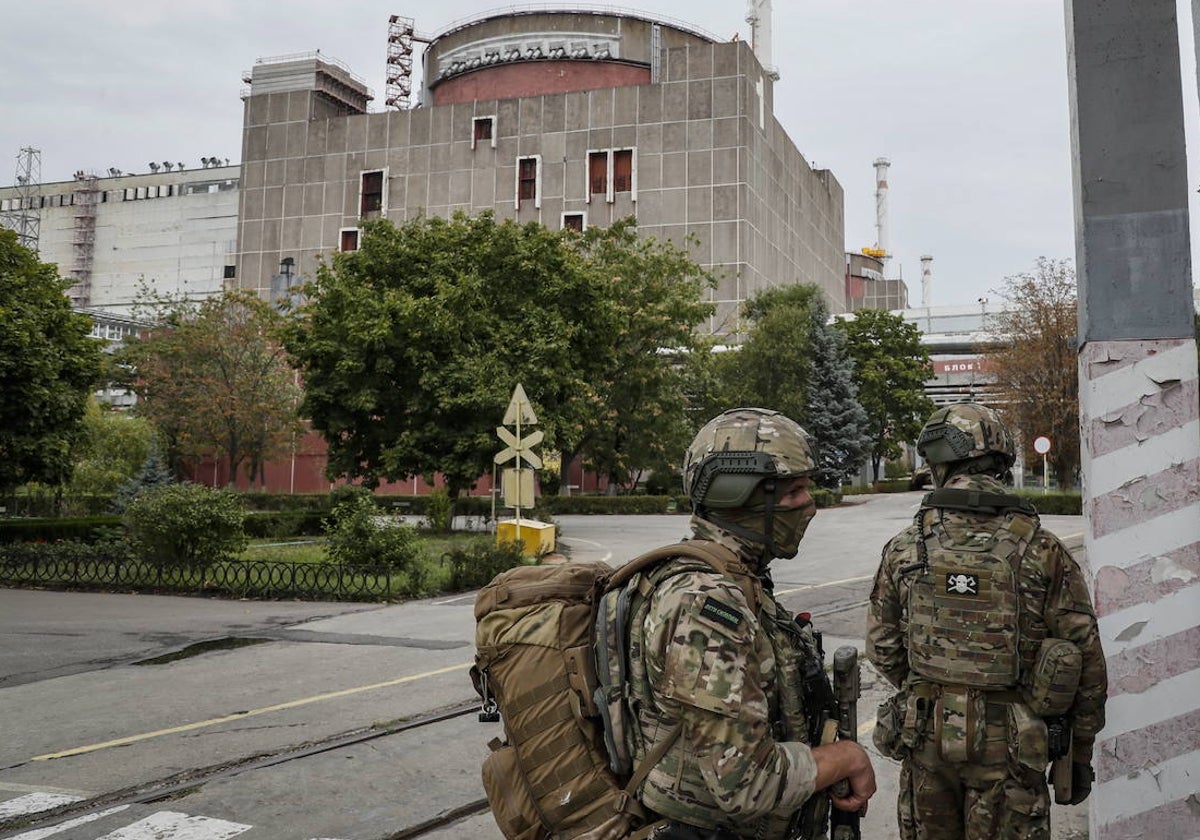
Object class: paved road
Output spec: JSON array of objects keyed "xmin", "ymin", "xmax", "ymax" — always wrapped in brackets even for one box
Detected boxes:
[{"xmin": 0, "ymin": 493, "xmax": 1088, "ymax": 839}]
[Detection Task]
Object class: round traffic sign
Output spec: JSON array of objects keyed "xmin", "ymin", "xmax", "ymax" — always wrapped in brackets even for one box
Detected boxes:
[{"xmin": 1033, "ymin": 436, "xmax": 1051, "ymax": 454}]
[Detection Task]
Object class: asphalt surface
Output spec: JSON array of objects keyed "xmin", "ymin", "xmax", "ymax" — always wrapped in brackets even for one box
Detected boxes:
[{"xmin": 0, "ymin": 492, "xmax": 1090, "ymax": 839}]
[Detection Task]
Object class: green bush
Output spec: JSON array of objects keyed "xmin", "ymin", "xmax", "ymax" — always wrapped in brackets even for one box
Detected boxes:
[
  {"xmin": 423, "ymin": 488, "xmax": 453, "ymax": 532},
  {"xmin": 872, "ymin": 479, "xmax": 913, "ymax": 494},
  {"xmin": 536, "ymin": 495, "xmax": 677, "ymax": 515},
  {"xmin": 442, "ymin": 538, "xmax": 528, "ymax": 590},
  {"xmin": 324, "ymin": 494, "xmax": 419, "ymax": 570},
  {"xmin": 237, "ymin": 493, "xmax": 334, "ymax": 512},
  {"xmin": 811, "ymin": 488, "xmax": 842, "ymax": 508},
  {"xmin": 243, "ymin": 510, "xmax": 326, "ymax": 539},
  {"xmin": 124, "ymin": 483, "xmax": 248, "ymax": 569}
]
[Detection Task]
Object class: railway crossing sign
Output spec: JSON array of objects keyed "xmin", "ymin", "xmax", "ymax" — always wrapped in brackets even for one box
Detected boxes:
[
  {"xmin": 495, "ymin": 384, "xmax": 543, "ymax": 509},
  {"xmin": 494, "ymin": 426, "xmax": 543, "ymax": 469}
]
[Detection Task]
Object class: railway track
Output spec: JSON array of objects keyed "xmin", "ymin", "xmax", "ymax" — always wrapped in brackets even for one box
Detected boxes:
[{"xmin": 0, "ymin": 701, "xmax": 490, "ymax": 840}]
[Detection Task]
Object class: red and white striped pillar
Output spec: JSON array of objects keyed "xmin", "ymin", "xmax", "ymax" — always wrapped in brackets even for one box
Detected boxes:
[
  {"xmin": 1066, "ymin": 0, "xmax": 1200, "ymax": 836},
  {"xmin": 1080, "ymin": 341, "xmax": 1200, "ymax": 838}
]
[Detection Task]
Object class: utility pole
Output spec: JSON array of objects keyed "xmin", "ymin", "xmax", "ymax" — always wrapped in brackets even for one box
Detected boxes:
[{"xmin": 1065, "ymin": 1, "xmax": 1200, "ymax": 837}]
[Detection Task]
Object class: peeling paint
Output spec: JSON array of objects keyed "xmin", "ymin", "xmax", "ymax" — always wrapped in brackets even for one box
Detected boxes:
[
  {"xmin": 1115, "ymin": 620, "xmax": 1149, "ymax": 641},
  {"xmin": 1151, "ymin": 555, "xmax": 1197, "ymax": 585}
]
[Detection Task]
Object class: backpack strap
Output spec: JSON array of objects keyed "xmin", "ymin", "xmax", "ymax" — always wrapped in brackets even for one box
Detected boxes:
[
  {"xmin": 922, "ymin": 487, "xmax": 1038, "ymax": 517},
  {"xmin": 608, "ymin": 539, "xmax": 761, "ymax": 615}
]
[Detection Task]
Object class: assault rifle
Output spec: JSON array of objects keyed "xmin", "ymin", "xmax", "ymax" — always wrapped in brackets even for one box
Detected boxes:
[{"xmin": 830, "ymin": 645, "xmax": 862, "ymax": 840}]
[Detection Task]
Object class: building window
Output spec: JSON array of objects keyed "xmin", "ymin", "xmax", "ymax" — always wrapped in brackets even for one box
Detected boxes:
[
  {"xmin": 340, "ymin": 228, "xmax": 361, "ymax": 252},
  {"xmin": 360, "ymin": 170, "xmax": 386, "ymax": 216},
  {"xmin": 587, "ymin": 149, "xmax": 637, "ymax": 203},
  {"xmin": 613, "ymin": 149, "xmax": 633, "ymax": 193},
  {"xmin": 223, "ymin": 265, "xmax": 237, "ymax": 279},
  {"xmin": 516, "ymin": 156, "xmax": 541, "ymax": 208},
  {"xmin": 473, "ymin": 116, "xmax": 496, "ymax": 149},
  {"xmin": 562, "ymin": 212, "xmax": 585, "ymax": 232},
  {"xmin": 588, "ymin": 151, "xmax": 607, "ymax": 199}
]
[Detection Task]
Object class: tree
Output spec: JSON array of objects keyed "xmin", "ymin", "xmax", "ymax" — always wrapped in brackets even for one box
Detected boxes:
[
  {"xmin": 284, "ymin": 212, "xmax": 715, "ymax": 499},
  {"xmin": 566, "ymin": 222, "xmax": 718, "ymax": 489},
  {"xmin": 118, "ymin": 290, "xmax": 302, "ymax": 486},
  {"xmin": 710, "ymin": 284, "xmax": 870, "ymax": 485},
  {"xmin": 65, "ymin": 399, "xmax": 156, "ymax": 497},
  {"xmin": 718, "ymin": 285, "xmax": 820, "ymax": 422},
  {"xmin": 803, "ymin": 298, "xmax": 872, "ymax": 486},
  {"xmin": 834, "ymin": 309, "xmax": 935, "ymax": 481},
  {"xmin": 986, "ymin": 257, "xmax": 1079, "ymax": 488},
  {"xmin": 0, "ymin": 229, "xmax": 105, "ymax": 491}
]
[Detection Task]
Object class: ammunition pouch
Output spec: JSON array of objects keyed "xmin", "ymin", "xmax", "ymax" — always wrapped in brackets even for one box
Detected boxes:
[
  {"xmin": 873, "ymin": 691, "xmax": 908, "ymax": 760},
  {"xmin": 900, "ymin": 683, "xmax": 935, "ymax": 750},
  {"xmin": 934, "ymin": 685, "xmax": 987, "ymax": 763},
  {"xmin": 1023, "ymin": 638, "xmax": 1082, "ymax": 717}
]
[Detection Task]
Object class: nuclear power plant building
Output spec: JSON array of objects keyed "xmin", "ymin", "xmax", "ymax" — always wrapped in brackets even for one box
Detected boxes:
[{"xmin": 234, "ymin": 9, "xmax": 845, "ymax": 337}]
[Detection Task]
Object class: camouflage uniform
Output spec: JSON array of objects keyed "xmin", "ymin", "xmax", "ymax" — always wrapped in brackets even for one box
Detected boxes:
[
  {"xmin": 866, "ymin": 471, "xmax": 1107, "ymax": 840},
  {"xmin": 631, "ymin": 518, "xmax": 825, "ymax": 839},
  {"xmin": 623, "ymin": 408, "xmax": 841, "ymax": 840}
]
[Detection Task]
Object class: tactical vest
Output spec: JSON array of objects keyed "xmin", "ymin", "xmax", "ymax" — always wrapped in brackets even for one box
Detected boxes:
[
  {"xmin": 905, "ymin": 488, "xmax": 1039, "ymax": 688},
  {"xmin": 620, "ymin": 555, "xmax": 831, "ymax": 840}
]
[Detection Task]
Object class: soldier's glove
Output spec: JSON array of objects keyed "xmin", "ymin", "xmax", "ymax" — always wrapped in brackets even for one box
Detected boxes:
[{"xmin": 1068, "ymin": 762, "xmax": 1094, "ymax": 805}]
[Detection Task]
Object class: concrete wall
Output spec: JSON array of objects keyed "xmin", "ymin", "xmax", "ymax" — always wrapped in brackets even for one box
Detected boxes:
[
  {"xmin": 236, "ymin": 34, "xmax": 845, "ymax": 340},
  {"xmin": 0, "ymin": 168, "xmax": 239, "ymax": 314}
]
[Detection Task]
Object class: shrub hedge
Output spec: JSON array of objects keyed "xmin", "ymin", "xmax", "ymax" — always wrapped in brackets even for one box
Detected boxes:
[
  {"xmin": 0, "ymin": 516, "xmax": 124, "ymax": 544},
  {"xmin": 1017, "ymin": 490, "xmax": 1082, "ymax": 515}
]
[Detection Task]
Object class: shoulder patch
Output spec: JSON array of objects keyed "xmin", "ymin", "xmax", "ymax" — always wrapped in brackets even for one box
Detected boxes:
[{"xmin": 699, "ymin": 596, "xmax": 744, "ymax": 631}]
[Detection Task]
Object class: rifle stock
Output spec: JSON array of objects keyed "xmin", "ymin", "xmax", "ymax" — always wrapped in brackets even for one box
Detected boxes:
[{"xmin": 830, "ymin": 645, "xmax": 862, "ymax": 840}]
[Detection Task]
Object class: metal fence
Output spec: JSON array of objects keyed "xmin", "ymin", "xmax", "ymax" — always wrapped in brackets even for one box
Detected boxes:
[{"xmin": 0, "ymin": 554, "xmax": 397, "ymax": 601}]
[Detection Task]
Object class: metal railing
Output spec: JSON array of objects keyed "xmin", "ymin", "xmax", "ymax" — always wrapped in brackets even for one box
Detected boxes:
[{"xmin": 0, "ymin": 553, "xmax": 396, "ymax": 601}]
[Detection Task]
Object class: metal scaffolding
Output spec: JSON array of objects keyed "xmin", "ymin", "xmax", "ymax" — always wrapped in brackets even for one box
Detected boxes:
[{"xmin": 386, "ymin": 15, "xmax": 416, "ymax": 110}]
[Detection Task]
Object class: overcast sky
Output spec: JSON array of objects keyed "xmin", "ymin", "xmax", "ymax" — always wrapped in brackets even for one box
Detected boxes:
[{"xmin": 3, "ymin": 1, "xmax": 1198, "ymax": 309}]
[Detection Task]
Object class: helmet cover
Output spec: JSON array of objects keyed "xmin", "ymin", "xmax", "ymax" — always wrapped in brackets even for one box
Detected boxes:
[
  {"xmin": 683, "ymin": 408, "xmax": 817, "ymax": 510},
  {"xmin": 917, "ymin": 402, "xmax": 1015, "ymax": 468}
]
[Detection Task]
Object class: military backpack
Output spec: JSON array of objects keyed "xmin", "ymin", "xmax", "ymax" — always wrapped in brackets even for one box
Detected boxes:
[{"xmin": 471, "ymin": 540, "xmax": 755, "ymax": 840}]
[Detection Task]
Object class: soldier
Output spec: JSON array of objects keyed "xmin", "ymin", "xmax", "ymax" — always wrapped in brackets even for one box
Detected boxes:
[
  {"xmin": 866, "ymin": 403, "xmax": 1107, "ymax": 840},
  {"xmin": 628, "ymin": 407, "xmax": 875, "ymax": 840}
]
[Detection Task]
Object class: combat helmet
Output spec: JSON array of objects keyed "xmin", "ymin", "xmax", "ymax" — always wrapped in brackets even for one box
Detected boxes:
[
  {"xmin": 917, "ymin": 402, "xmax": 1015, "ymax": 476},
  {"xmin": 683, "ymin": 408, "xmax": 817, "ymax": 560}
]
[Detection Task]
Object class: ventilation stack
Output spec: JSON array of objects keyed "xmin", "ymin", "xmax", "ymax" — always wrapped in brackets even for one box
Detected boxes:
[
  {"xmin": 873, "ymin": 157, "xmax": 891, "ymax": 271},
  {"xmin": 920, "ymin": 254, "xmax": 933, "ymax": 307},
  {"xmin": 745, "ymin": 0, "xmax": 779, "ymax": 80}
]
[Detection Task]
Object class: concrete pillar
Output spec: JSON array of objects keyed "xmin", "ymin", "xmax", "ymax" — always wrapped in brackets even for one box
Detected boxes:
[{"xmin": 1065, "ymin": 1, "xmax": 1200, "ymax": 838}]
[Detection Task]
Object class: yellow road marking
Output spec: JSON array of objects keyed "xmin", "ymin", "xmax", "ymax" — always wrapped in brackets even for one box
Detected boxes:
[
  {"xmin": 33, "ymin": 662, "xmax": 472, "ymax": 761},
  {"xmin": 857, "ymin": 718, "xmax": 876, "ymax": 737},
  {"xmin": 774, "ymin": 574, "xmax": 873, "ymax": 597}
]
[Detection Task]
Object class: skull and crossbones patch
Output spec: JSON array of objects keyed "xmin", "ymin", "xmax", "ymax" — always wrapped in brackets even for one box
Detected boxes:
[{"xmin": 945, "ymin": 573, "xmax": 979, "ymax": 595}]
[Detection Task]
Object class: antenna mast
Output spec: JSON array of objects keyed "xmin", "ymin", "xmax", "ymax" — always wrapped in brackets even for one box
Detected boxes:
[{"xmin": 1, "ymin": 147, "xmax": 42, "ymax": 253}]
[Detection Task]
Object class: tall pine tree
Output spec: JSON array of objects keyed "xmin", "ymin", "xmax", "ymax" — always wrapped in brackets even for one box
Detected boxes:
[{"xmin": 804, "ymin": 297, "xmax": 871, "ymax": 486}]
